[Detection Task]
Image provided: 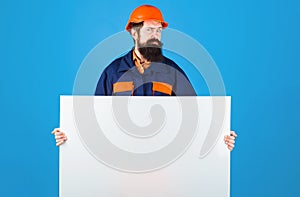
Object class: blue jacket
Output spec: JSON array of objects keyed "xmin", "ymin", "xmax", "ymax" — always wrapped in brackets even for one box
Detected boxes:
[{"xmin": 95, "ymin": 50, "xmax": 195, "ymax": 96}]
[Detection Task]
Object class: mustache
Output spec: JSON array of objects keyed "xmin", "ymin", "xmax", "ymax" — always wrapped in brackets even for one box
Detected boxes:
[{"xmin": 140, "ymin": 38, "xmax": 163, "ymax": 48}]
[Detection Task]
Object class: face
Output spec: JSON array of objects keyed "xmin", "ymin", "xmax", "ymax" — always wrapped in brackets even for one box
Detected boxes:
[
  {"xmin": 138, "ymin": 20, "xmax": 163, "ymax": 46},
  {"xmin": 131, "ymin": 20, "xmax": 164, "ymax": 62}
]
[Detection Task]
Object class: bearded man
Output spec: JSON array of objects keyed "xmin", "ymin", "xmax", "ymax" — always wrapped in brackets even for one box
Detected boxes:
[
  {"xmin": 95, "ymin": 5, "xmax": 195, "ymax": 96},
  {"xmin": 52, "ymin": 5, "xmax": 237, "ymax": 150}
]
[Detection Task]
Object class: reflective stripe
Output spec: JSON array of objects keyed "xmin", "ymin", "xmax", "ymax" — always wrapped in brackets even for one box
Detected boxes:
[
  {"xmin": 152, "ymin": 81, "xmax": 172, "ymax": 95},
  {"xmin": 113, "ymin": 82, "xmax": 134, "ymax": 94}
]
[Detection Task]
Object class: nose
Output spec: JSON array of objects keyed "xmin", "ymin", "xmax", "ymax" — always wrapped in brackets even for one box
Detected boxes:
[
  {"xmin": 150, "ymin": 34, "xmax": 159, "ymax": 40},
  {"xmin": 150, "ymin": 30, "xmax": 161, "ymax": 40}
]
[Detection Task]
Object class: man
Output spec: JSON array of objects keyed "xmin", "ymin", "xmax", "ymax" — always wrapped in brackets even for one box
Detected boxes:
[
  {"xmin": 95, "ymin": 5, "xmax": 195, "ymax": 96},
  {"xmin": 52, "ymin": 5, "xmax": 237, "ymax": 150}
]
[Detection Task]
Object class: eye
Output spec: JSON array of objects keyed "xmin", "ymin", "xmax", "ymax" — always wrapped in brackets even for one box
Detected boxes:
[
  {"xmin": 157, "ymin": 28, "xmax": 162, "ymax": 33},
  {"xmin": 146, "ymin": 28, "xmax": 152, "ymax": 32}
]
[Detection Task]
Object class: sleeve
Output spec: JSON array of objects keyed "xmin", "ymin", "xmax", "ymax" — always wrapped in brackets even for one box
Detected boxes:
[
  {"xmin": 173, "ymin": 69, "xmax": 196, "ymax": 96},
  {"xmin": 94, "ymin": 69, "xmax": 113, "ymax": 96},
  {"xmin": 172, "ymin": 64, "xmax": 196, "ymax": 96}
]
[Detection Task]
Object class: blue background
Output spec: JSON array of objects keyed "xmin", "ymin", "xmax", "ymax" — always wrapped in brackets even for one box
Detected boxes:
[{"xmin": 1, "ymin": 0, "xmax": 299, "ymax": 196}]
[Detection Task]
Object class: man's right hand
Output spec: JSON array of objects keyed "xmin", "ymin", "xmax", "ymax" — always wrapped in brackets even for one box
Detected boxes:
[{"xmin": 51, "ymin": 128, "xmax": 67, "ymax": 146}]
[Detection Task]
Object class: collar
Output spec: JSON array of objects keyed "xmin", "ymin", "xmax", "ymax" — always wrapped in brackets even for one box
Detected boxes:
[
  {"xmin": 133, "ymin": 49, "xmax": 151, "ymax": 74},
  {"xmin": 117, "ymin": 50, "xmax": 170, "ymax": 74}
]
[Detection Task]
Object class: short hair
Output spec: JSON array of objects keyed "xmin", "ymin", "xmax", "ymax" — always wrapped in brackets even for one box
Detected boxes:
[{"xmin": 129, "ymin": 22, "xmax": 144, "ymax": 33}]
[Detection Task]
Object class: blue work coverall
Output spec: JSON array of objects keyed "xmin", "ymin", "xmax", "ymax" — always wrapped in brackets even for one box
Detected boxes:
[{"xmin": 95, "ymin": 50, "xmax": 195, "ymax": 96}]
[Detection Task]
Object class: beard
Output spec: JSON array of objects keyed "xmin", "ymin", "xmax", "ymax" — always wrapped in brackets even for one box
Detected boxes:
[{"xmin": 137, "ymin": 38, "xmax": 164, "ymax": 62}]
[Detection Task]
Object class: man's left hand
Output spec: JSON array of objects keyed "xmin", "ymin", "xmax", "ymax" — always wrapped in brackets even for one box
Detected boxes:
[{"xmin": 224, "ymin": 131, "xmax": 237, "ymax": 151}]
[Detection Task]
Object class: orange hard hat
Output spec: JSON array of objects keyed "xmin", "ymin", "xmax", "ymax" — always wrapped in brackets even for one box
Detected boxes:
[{"xmin": 125, "ymin": 5, "xmax": 168, "ymax": 31}]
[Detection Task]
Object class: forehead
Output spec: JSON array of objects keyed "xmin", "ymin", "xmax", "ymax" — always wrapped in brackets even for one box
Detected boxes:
[{"xmin": 143, "ymin": 20, "xmax": 163, "ymax": 28}]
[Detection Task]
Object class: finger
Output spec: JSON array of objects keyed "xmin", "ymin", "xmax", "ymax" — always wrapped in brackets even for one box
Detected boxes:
[
  {"xmin": 224, "ymin": 141, "xmax": 235, "ymax": 146},
  {"xmin": 55, "ymin": 132, "xmax": 65, "ymax": 137},
  {"xmin": 55, "ymin": 135, "xmax": 65, "ymax": 140},
  {"xmin": 230, "ymin": 131, "xmax": 237, "ymax": 137},
  {"xmin": 228, "ymin": 136, "xmax": 236, "ymax": 140},
  {"xmin": 224, "ymin": 138, "xmax": 229, "ymax": 144},
  {"xmin": 56, "ymin": 138, "xmax": 66, "ymax": 143},
  {"xmin": 55, "ymin": 132, "xmax": 65, "ymax": 136},
  {"xmin": 56, "ymin": 140, "xmax": 65, "ymax": 146},
  {"xmin": 224, "ymin": 137, "xmax": 234, "ymax": 143},
  {"xmin": 224, "ymin": 135, "xmax": 236, "ymax": 141},
  {"xmin": 224, "ymin": 137, "xmax": 232, "ymax": 143},
  {"xmin": 227, "ymin": 143, "xmax": 235, "ymax": 148},
  {"xmin": 224, "ymin": 140, "xmax": 233, "ymax": 145},
  {"xmin": 56, "ymin": 138, "xmax": 65, "ymax": 143},
  {"xmin": 225, "ymin": 139, "xmax": 235, "ymax": 144},
  {"xmin": 228, "ymin": 145, "xmax": 233, "ymax": 151},
  {"xmin": 51, "ymin": 128, "xmax": 61, "ymax": 134}
]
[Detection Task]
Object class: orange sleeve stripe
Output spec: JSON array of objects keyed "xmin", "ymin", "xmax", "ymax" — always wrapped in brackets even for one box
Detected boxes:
[
  {"xmin": 152, "ymin": 81, "xmax": 172, "ymax": 95},
  {"xmin": 113, "ymin": 82, "xmax": 134, "ymax": 93}
]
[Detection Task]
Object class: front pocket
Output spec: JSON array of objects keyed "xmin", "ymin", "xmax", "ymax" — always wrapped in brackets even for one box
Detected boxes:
[
  {"xmin": 113, "ymin": 81, "xmax": 134, "ymax": 95},
  {"xmin": 152, "ymin": 81, "xmax": 172, "ymax": 96}
]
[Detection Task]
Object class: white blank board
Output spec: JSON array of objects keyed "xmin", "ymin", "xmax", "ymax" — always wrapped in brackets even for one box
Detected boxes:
[{"xmin": 60, "ymin": 96, "xmax": 231, "ymax": 197}]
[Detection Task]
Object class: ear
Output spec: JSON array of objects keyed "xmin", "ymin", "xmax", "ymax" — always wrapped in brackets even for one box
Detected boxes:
[{"xmin": 130, "ymin": 29, "xmax": 138, "ymax": 42}]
